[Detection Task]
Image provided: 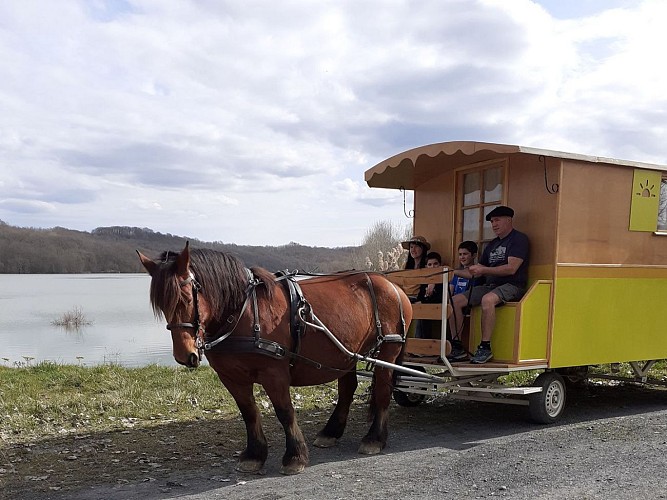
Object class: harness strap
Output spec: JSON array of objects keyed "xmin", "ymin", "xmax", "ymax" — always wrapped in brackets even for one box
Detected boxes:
[
  {"xmin": 205, "ymin": 268, "xmax": 261, "ymax": 350},
  {"xmin": 275, "ymin": 270, "xmax": 307, "ymax": 358},
  {"xmin": 364, "ymin": 273, "xmax": 383, "ymax": 339},
  {"xmin": 251, "ymin": 275, "xmax": 261, "ymax": 343},
  {"xmin": 202, "ymin": 270, "xmax": 406, "ymax": 370},
  {"xmin": 390, "ymin": 281, "xmax": 407, "ymax": 337}
]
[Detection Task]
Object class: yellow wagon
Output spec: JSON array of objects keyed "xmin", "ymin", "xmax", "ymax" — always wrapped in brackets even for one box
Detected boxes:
[{"xmin": 364, "ymin": 141, "xmax": 667, "ymax": 422}]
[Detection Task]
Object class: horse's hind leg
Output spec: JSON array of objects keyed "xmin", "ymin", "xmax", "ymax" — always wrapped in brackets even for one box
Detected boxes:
[
  {"xmin": 359, "ymin": 344, "xmax": 402, "ymax": 455},
  {"xmin": 314, "ymin": 369, "xmax": 357, "ymax": 448},
  {"xmin": 262, "ymin": 378, "xmax": 309, "ymax": 475},
  {"xmin": 223, "ymin": 380, "xmax": 268, "ymax": 473}
]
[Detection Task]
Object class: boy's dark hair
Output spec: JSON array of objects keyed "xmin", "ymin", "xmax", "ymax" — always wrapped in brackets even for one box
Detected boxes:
[
  {"xmin": 426, "ymin": 251, "xmax": 442, "ymax": 264},
  {"xmin": 458, "ymin": 241, "xmax": 478, "ymax": 255}
]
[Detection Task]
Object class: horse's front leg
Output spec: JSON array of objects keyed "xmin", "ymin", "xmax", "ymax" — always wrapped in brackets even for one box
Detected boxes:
[
  {"xmin": 262, "ymin": 377, "xmax": 309, "ymax": 475},
  {"xmin": 314, "ymin": 369, "xmax": 357, "ymax": 448},
  {"xmin": 223, "ymin": 380, "xmax": 268, "ymax": 473}
]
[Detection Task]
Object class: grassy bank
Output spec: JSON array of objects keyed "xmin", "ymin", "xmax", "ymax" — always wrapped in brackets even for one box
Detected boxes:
[
  {"xmin": 3, "ymin": 361, "xmax": 665, "ymax": 442},
  {"xmin": 0, "ymin": 363, "xmax": 342, "ymax": 443}
]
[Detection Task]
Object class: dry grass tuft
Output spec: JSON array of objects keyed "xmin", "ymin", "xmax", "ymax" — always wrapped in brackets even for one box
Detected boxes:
[{"xmin": 51, "ymin": 307, "xmax": 93, "ymax": 329}]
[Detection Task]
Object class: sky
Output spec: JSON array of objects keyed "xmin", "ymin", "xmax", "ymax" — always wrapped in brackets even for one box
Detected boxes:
[{"xmin": 1, "ymin": 0, "xmax": 666, "ymax": 247}]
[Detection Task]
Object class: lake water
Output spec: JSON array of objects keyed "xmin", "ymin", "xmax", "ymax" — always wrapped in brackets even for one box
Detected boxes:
[{"xmin": 0, "ymin": 274, "xmax": 179, "ymax": 367}]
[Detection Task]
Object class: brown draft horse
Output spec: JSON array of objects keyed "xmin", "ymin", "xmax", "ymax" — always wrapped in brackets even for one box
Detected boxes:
[{"xmin": 137, "ymin": 242, "xmax": 412, "ymax": 475}]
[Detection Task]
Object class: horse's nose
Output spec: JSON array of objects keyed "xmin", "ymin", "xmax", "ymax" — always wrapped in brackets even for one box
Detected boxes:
[{"xmin": 187, "ymin": 352, "xmax": 200, "ymax": 368}]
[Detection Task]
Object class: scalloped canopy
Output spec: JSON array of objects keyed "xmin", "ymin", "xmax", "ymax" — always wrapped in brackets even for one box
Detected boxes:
[{"xmin": 364, "ymin": 141, "xmax": 666, "ymax": 189}]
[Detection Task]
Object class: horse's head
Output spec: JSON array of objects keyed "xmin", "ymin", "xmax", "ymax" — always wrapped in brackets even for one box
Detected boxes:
[{"xmin": 137, "ymin": 242, "xmax": 210, "ymax": 368}]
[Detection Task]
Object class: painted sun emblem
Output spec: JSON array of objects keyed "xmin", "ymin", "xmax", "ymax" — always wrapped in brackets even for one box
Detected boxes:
[{"xmin": 636, "ymin": 179, "xmax": 657, "ymax": 198}]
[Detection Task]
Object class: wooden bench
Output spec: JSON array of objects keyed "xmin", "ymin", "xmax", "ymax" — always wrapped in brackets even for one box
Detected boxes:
[
  {"xmin": 386, "ymin": 268, "xmax": 451, "ymax": 358},
  {"xmin": 466, "ymin": 280, "xmax": 552, "ymax": 364}
]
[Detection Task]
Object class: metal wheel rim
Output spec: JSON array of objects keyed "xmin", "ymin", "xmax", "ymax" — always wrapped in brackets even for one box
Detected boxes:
[
  {"xmin": 544, "ymin": 380, "xmax": 565, "ymax": 417},
  {"xmin": 405, "ymin": 392, "xmax": 423, "ymax": 403}
]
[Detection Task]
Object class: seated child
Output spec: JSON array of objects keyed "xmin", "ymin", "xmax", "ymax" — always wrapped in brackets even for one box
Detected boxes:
[
  {"xmin": 449, "ymin": 241, "xmax": 478, "ymax": 295},
  {"xmin": 414, "ymin": 252, "xmax": 444, "ymax": 339},
  {"xmin": 447, "ymin": 241, "xmax": 478, "ymax": 360}
]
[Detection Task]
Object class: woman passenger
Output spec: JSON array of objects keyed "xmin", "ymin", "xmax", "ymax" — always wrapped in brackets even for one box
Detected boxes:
[{"xmin": 400, "ymin": 235, "xmax": 431, "ymax": 301}]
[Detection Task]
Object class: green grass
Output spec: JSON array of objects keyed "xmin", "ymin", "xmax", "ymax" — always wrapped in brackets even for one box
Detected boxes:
[
  {"xmin": 0, "ymin": 362, "xmax": 342, "ymax": 443},
  {"xmin": 3, "ymin": 360, "xmax": 666, "ymax": 444}
]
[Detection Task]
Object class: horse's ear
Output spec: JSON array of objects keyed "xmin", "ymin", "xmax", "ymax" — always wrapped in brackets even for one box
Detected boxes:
[
  {"xmin": 175, "ymin": 241, "xmax": 191, "ymax": 276},
  {"xmin": 137, "ymin": 250, "xmax": 157, "ymax": 276}
]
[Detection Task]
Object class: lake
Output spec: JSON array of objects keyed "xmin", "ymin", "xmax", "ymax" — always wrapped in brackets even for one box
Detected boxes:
[{"xmin": 0, "ymin": 274, "xmax": 180, "ymax": 367}]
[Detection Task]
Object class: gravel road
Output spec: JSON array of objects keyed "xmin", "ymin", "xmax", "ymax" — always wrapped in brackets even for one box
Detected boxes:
[{"xmin": 30, "ymin": 382, "xmax": 667, "ymax": 500}]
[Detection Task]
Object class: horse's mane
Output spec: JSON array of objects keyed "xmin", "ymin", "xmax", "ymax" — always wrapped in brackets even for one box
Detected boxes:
[{"xmin": 149, "ymin": 248, "xmax": 276, "ymax": 323}]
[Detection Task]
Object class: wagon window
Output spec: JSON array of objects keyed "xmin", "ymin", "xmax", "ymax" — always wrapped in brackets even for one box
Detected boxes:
[
  {"xmin": 457, "ymin": 162, "xmax": 507, "ymax": 252},
  {"xmin": 658, "ymin": 176, "xmax": 667, "ymax": 231}
]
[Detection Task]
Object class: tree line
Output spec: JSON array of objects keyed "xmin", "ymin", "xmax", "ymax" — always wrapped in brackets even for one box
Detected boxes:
[
  {"xmin": 0, "ymin": 222, "xmax": 360, "ymax": 274},
  {"xmin": 0, "ymin": 219, "xmax": 410, "ymax": 274}
]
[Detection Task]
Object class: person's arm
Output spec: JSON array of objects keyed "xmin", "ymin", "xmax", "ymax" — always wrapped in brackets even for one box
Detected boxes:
[
  {"xmin": 415, "ymin": 284, "xmax": 426, "ymax": 302},
  {"xmin": 431, "ymin": 283, "xmax": 443, "ymax": 303},
  {"xmin": 452, "ymin": 268, "xmax": 473, "ymax": 279},
  {"xmin": 468, "ymin": 257, "xmax": 524, "ymax": 278}
]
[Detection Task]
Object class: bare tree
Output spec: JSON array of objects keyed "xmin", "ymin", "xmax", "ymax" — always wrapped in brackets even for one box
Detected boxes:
[{"xmin": 353, "ymin": 220, "xmax": 411, "ymax": 271}]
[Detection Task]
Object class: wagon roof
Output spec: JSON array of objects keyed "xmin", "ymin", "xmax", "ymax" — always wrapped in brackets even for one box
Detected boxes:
[{"xmin": 365, "ymin": 140, "xmax": 667, "ymax": 189}]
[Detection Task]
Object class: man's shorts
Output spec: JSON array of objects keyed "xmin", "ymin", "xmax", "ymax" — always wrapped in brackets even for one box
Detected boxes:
[{"xmin": 466, "ymin": 283, "xmax": 525, "ymax": 306}]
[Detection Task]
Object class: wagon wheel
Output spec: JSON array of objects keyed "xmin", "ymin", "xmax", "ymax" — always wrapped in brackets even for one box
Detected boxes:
[
  {"xmin": 393, "ymin": 366, "xmax": 426, "ymax": 407},
  {"xmin": 393, "ymin": 390, "xmax": 426, "ymax": 407},
  {"xmin": 529, "ymin": 371, "xmax": 566, "ymax": 424}
]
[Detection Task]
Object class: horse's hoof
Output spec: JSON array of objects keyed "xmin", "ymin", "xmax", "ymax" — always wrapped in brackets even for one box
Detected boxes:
[
  {"xmin": 358, "ymin": 441, "xmax": 383, "ymax": 455},
  {"xmin": 280, "ymin": 462, "xmax": 306, "ymax": 475},
  {"xmin": 313, "ymin": 435, "xmax": 337, "ymax": 448},
  {"xmin": 235, "ymin": 459, "xmax": 264, "ymax": 473}
]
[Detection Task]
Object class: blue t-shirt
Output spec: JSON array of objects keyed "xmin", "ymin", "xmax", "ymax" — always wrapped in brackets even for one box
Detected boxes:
[
  {"xmin": 449, "ymin": 274, "xmax": 472, "ymax": 295},
  {"xmin": 480, "ymin": 229, "xmax": 530, "ymax": 288}
]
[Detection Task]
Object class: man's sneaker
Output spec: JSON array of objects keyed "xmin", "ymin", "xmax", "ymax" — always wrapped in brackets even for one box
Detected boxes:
[
  {"xmin": 470, "ymin": 345, "xmax": 493, "ymax": 364},
  {"xmin": 447, "ymin": 344, "xmax": 468, "ymax": 361}
]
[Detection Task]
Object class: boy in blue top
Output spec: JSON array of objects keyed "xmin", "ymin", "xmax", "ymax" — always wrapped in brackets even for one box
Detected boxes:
[
  {"xmin": 448, "ymin": 206, "xmax": 530, "ymax": 364},
  {"xmin": 449, "ymin": 241, "xmax": 478, "ymax": 296}
]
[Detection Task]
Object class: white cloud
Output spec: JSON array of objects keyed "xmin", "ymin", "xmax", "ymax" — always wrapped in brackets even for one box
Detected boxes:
[{"xmin": 1, "ymin": 0, "xmax": 666, "ymax": 247}]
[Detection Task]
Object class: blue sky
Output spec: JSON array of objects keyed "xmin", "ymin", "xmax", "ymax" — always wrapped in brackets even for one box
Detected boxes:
[{"xmin": 1, "ymin": 0, "xmax": 666, "ymax": 247}]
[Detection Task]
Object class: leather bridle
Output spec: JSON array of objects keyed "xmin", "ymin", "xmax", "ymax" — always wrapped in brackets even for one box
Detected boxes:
[
  {"xmin": 164, "ymin": 269, "xmax": 261, "ymax": 360},
  {"xmin": 165, "ymin": 271, "xmax": 205, "ymax": 359}
]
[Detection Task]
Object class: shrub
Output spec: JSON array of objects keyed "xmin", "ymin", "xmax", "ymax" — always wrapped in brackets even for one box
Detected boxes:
[{"xmin": 51, "ymin": 306, "xmax": 93, "ymax": 329}]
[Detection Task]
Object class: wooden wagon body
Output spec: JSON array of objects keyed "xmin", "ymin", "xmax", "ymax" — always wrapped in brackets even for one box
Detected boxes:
[{"xmin": 363, "ymin": 141, "xmax": 667, "ymax": 421}]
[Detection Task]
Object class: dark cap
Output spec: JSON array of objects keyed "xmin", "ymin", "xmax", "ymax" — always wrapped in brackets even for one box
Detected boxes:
[{"xmin": 485, "ymin": 205, "xmax": 514, "ymax": 221}]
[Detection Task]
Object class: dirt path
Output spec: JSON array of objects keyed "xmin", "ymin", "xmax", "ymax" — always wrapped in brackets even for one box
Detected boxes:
[{"xmin": 13, "ymin": 383, "xmax": 667, "ymax": 500}]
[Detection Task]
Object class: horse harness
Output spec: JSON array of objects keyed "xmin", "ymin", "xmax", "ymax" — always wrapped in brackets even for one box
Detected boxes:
[{"xmin": 166, "ymin": 269, "xmax": 406, "ymax": 367}]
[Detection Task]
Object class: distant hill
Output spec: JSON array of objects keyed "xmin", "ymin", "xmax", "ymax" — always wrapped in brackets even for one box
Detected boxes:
[{"xmin": 0, "ymin": 221, "xmax": 360, "ymax": 274}]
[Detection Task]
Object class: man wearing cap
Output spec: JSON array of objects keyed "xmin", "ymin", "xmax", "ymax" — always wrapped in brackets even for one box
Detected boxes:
[{"xmin": 448, "ymin": 206, "xmax": 530, "ymax": 364}]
